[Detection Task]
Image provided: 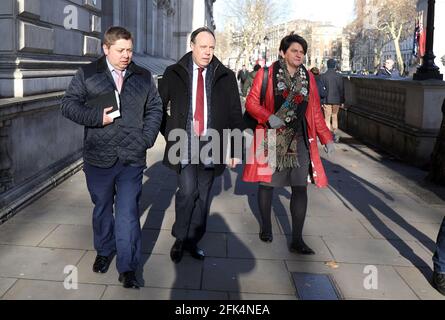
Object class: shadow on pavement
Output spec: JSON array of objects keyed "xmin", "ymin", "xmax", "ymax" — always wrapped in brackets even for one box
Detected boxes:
[
  {"xmin": 323, "ymin": 158, "xmax": 436, "ymax": 282},
  {"xmin": 137, "ymin": 161, "xmax": 176, "ymax": 286},
  {"xmin": 170, "ymin": 212, "xmax": 255, "ymax": 300}
]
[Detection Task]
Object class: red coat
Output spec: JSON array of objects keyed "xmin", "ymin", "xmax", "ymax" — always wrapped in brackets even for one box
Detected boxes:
[{"xmin": 242, "ymin": 63, "xmax": 333, "ymax": 188}]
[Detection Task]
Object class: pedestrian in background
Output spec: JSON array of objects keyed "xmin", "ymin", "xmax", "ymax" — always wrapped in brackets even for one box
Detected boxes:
[
  {"xmin": 310, "ymin": 67, "xmax": 327, "ymax": 105},
  {"xmin": 243, "ymin": 64, "xmax": 261, "ymax": 98},
  {"xmin": 376, "ymin": 58, "xmax": 398, "ymax": 77},
  {"xmin": 237, "ymin": 65, "xmax": 249, "ymax": 96},
  {"xmin": 320, "ymin": 59, "xmax": 344, "ymax": 143}
]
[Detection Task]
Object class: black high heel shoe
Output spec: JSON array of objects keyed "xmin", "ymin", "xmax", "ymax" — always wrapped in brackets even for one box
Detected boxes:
[
  {"xmin": 289, "ymin": 242, "xmax": 315, "ymax": 255},
  {"xmin": 259, "ymin": 231, "xmax": 273, "ymax": 243}
]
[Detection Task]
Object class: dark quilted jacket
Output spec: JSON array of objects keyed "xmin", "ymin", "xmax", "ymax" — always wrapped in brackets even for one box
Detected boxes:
[{"xmin": 61, "ymin": 56, "xmax": 163, "ymax": 168}]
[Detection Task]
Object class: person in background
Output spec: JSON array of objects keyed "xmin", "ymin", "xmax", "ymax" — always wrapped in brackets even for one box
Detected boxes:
[
  {"xmin": 243, "ymin": 64, "xmax": 262, "ymax": 98},
  {"xmin": 320, "ymin": 59, "xmax": 344, "ymax": 143},
  {"xmin": 310, "ymin": 67, "xmax": 327, "ymax": 106},
  {"xmin": 237, "ymin": 65, "xmax": 249, "ymax": 96},
  {"xmin": 376, "ymin": 58, "xmax": 397, "ymax": 77}
]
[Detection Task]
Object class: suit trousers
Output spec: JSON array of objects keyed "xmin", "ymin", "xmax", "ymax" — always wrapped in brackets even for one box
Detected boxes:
[
  {"xmin": 172, "ymin": 164, "xmax": 215, "ymax": 244},
  {"xmin": 84, "ymin": 161, "xmax": 144, "ymax": 273},
  {"xmin": 433, "ymin": 216, "xmax": 445, "ymax": 273}
]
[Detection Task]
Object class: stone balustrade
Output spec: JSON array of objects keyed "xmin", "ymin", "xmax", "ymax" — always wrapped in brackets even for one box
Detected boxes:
[{"xmin": 340, "ymin": 75, "xmax": 445, "ymax": 167}]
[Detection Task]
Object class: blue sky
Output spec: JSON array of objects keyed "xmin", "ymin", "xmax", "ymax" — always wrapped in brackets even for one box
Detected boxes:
[{"xmin": 214, "ymin": 0, "xmax": 356, "ymax": 30}]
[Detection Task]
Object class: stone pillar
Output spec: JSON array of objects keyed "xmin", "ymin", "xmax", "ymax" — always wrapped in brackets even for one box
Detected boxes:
[
  {"xmin": 155, "ymin": 1, "xmax": 165, "ymax": 56},
  {"xmin": 0, "ymin": 0, "xmax": 103, "ymax": 99},
  {"xmin": 166, "ymin": 7, "xmax": 175, "ymax": 59},
  {"xmin": 136, "ymin": 0, "xmax": 147, "ymax": 53}
]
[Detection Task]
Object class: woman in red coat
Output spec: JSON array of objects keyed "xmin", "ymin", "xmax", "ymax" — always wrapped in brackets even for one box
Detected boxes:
[{"xmin": 243, "ymin": 34, "xmax": 334, "ymax": 254}]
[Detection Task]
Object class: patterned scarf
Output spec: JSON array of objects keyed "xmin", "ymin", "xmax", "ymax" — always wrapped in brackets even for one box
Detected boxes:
[{"xmin": 264, "ymin": 56, "xmax": 310, "ymax": 171}]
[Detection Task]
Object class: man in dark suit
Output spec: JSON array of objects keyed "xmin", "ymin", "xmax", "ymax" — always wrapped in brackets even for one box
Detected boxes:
[
  {"xmin": 376, "ymin": 58, "xmax": 398, "ymax": 77},
  {"xmin": 320, "ymin": 59, "xmax": 345, "ymax": 143},
  {"xmin": 159, "ymin": 27, "xmax": 245, "ymax": 263},
  {"xmin": 237, "ymin": 65, "xmax": 249, "ymax": 96},
  {"xmin": 61, "ymin": 26, "xmax": 163, "ymax": 289}
]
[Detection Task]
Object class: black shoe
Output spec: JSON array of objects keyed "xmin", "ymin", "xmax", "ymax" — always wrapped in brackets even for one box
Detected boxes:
[
  {"xmin": 92, "ymin": 255, "xmax": 112, "ymax": 273},
  {"xmin": 170, "ymin": 240, "xmax": 184, "ymax": 264},
  {"xmin": 184, "ymin": 242, "xmax": 205, "ymax": 260},
  {"xmin": 290, "ymin": 242, "xmax": 315, "ymax": 255},
  {"xmin": 259, "ymin": 232, "xmax": 273, "ymax": 243},
  {"xmin": 334, "ymin": 133, "xmax": 340, "ymax": 143},
  {"xmin": 118, "ymin": 271, "xmax": 140, "ymax": 289},
  {"xmin": 432, "ymin": 271, "xmax": 445, "ymax": 296}
]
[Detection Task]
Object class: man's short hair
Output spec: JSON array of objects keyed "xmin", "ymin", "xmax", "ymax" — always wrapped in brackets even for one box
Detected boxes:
[
  {"xmin": 253, "ymin": 64, "xmax": 261, "ymax": 72},
  {"xmin": 103, "ymin": 26, "xmax": 133, "ymax": 47},
  {"xmin": 190, "ymin": 27, "xmax": 215, "ymax": 44},
  {"xmin": 279, "ymin": 34, "xmax": 308, "ymax": 55},
  {"xmin": 327, "ymin": 59, "xmax": 337, "ymax": 69}
]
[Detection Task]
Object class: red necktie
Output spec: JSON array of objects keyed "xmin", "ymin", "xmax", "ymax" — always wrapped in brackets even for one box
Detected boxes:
[{"xmin": 194, "ymin": 67, "xmax": 204, "ymax": 136}]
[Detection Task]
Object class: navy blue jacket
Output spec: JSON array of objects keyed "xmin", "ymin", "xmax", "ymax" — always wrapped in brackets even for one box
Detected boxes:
[{"xmin": 61, "ymin": 56, "xmax": 163, "ymax": 168}]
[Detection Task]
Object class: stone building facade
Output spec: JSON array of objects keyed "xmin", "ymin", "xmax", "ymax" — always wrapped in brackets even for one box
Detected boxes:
[{"xmin": 0, "ymin": 0, "xmax": 216, "ymax": 221}]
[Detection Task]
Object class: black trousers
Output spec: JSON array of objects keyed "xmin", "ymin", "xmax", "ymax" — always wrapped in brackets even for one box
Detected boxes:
[{"xmin": 172, "ymin": 164, "xmax": 215, "ymax": 244}]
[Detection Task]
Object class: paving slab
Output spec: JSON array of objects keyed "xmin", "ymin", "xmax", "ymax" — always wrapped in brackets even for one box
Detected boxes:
[
  {"xmin": 0, "ymin": 278, "xmax": 17, "ymax": 298},
  {"xmin": 141, "ymin": 229, "xmax": 227, "ymax": 258},
  {"xmin": 2, "ymin": 279, "xmax": 106, "ymax": 300},
  {"xmin": 102, "ymin": 286, "xmax": 228, "ymax": 300},
  {"xmin": 394, "ymin": 266, "xmax": 445, "ymax": 300},
  {"xmin": 39, "ymin": 224, "xmax": 93, "ymax": 250},
  {"xmin": 12, "ymin": 204, "xmax": 93, "ymax": 226},
  {"xmin": 285, "ymin": 261, "xmax": 418, "ymax": 300},
  {"xmin": 276, "ymin": 215, "xmax": 373, "ymax": 239},
  {"xmin": 323, "ymin": 237, "xmax": 433, "ymax": 268},
  {"xmin": 210, "ymin": 192, "xmax": 248, "ymax": 214},
  {"xmin": 227, "ymin": 234, "xmax": 333, "ymax": 262},
  {"xmin": 206, "ymin": 211, "xmax": 279, "ymax": 234},
  {"xmin": 0, "ymin": 245, "xmax": 85, "ymax": 281},
  {"xmin": 359, "ymin": 219, "xmax": 440, "ymax": 251},
  {"xmin": 76, "ymin": 251, "xmax": 203, "ymax": 290},
  {"xmin": 0, "ymin": 222, "xmax": 58, "ymax": 246},
  {"xmin": 202, "ymin": 258, "xmax": 295, "ymax": 295}
]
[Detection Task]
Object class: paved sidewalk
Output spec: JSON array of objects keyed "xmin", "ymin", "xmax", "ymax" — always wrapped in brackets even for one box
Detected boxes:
[{"xmin": 0, "ymin": 131, "xmax": 444, "ymax": 300}]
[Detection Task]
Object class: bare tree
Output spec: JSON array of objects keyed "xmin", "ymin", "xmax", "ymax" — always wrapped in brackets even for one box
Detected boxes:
[
  {"xmin": 376, "ymin": 0, "xmax": 417, "ymax": 75},
  {"xmin": 348, "ymin": 0, "xmax": 416, "ymax": 74},
  {"xmin": 224, "ymin": 0, "xmax": 289, "ymax": 67}
]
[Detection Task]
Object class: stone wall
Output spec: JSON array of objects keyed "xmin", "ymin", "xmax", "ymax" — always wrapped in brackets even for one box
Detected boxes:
[{"xmin": 340, "ymin": 75, "xmax": 445, "ymax": 167}]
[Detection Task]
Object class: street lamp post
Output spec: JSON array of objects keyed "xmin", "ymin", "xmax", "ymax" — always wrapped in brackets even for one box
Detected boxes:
[
  {"xmin": 413, "ymin": 0, "xmax": 443, "ymax": 80},
  {"xmin": 264, "ymin": 35, "xmax": 270, "ymax": 66}
]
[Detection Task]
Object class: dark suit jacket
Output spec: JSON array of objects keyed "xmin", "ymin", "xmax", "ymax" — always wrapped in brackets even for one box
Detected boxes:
[
  {"xmin": 320, "ymin": 69, "xmax": 345, "ymax": 105},
  {"xmin": 158, "ymin": 52, "xmax": 245, "ymax": 176}
]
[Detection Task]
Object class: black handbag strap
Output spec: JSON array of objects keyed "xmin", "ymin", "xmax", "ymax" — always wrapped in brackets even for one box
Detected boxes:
[{"xmin": 260, "ymin": 66, "xmax": 269, "ymax": 106}]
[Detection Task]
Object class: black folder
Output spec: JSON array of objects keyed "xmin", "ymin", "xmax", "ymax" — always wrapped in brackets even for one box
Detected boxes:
[{"xmin": 86, "ymin": 91, "xmax": 120, "ymax": 118}]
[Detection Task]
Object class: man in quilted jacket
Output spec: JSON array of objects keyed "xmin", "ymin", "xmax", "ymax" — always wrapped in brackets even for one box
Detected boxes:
[{"xmin": 61, "ymin": 26, "xmax": 163, "ymax": 289}]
